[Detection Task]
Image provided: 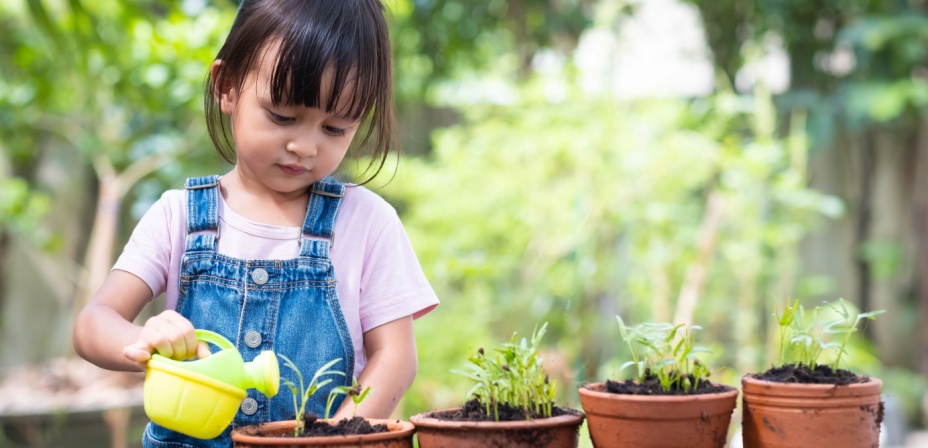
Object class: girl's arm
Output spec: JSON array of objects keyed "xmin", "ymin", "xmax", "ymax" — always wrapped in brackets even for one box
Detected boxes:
[
  {"xmin": 73, "ymin": 270, "xmax": 205, "ymax": 372},
  {"xmin": 332, "ymin": 315, "xmax": 417, "ymax": 420}
]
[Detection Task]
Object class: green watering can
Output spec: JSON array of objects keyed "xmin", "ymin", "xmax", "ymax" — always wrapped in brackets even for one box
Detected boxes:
[{"xmin": 143, "ymin": 329, "xmax": 280, "ymax": 439}]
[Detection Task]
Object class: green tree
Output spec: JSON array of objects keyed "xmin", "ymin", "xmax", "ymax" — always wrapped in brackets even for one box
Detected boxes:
[
  {"xmin": 0, "ymin": 0, "xmax": 231, "ymax": 355},
  {"xmin": 391, "ymin": 0, "xmax": 594, "ymax": 97},
  {"xmin": 685, "ymin": 0, "xmax": 928, "ymax": 377}
]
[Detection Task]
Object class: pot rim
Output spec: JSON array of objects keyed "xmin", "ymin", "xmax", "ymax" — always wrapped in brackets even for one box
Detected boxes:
[
  {"xmin": 579, "ymin": 381, "xmax": 739, "ymax": 402},
  {"xmin": 742, "ymin": 374, "xmax": 882, "ymax": 389},
  {"xmin": 409, "ymin": 407, "xmax": 585, "ymax": 430},
  {"xmin": 230, "ymin": 418, "xmax": 415, "ymax": 445},
  {"xmin": 741, "ymin": 374, "xmax": 882, "ymax": 399}
]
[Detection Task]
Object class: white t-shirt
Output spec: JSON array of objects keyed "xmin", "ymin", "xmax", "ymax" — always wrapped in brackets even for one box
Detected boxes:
[{"xmin": 113, "ymin": 184, "xmax": 439, "ymax": 374}]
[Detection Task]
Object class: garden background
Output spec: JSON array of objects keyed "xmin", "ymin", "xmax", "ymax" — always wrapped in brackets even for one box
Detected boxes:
[{"xmin": 1, "ymin": 0, "xmax": 927, "ymax": 446}]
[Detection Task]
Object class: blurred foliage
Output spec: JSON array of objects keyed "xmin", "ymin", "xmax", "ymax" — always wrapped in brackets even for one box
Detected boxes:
[
  {"xmin": 0, "ymin": 0, "xmax": 225, "ymax": 160},
  {"xmin": 375, "ymin": 78, "xmax": 841, "ymax": 413},
  {"xmin": 0, "ymin": 0, "xmax": 232, "ymax": 218},
  {"xmin": 1, "ymin": 0, "xmax": 925, "ymax": 430},
  {"xmin": 685, "ymin": 0, "xmax": 927, "ymax": 142},
  {"xmin": 390, "ymin": 0, "xmax": 595, "ymax": 99},
  {"xmin": 839, "ymin": 13, "xmax": 928, "ymax": 124},
  {"xmin": 0, "ymin": 177, "xmax": 52, "ymax": 248}
]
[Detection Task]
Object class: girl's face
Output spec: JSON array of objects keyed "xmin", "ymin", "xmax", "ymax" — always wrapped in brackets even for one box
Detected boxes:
[{"xmin": 216, "ymin": 43, "xmax": 361, "ymax": 197}]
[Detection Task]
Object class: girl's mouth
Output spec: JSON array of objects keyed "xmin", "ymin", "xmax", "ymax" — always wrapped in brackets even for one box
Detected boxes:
[{"xmin": 279, "ymin": 164, "xmax": 307, "ymax": 176}]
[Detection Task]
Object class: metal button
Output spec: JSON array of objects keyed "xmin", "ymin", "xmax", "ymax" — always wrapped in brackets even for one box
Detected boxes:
[
  {"xmin": 251, "ymin": 268, "xmax": 269, "ymax": 285},
  {"xmin": 241, "ymin": 397, "xmax": 258, "ymax": 415},
  {"xmin": 244, "ymin": 330, "xmax": 262, "ymax": 348}
]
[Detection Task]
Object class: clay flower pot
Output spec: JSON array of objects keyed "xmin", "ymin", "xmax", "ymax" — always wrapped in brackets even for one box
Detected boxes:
[
  {"xmin": 741, "ymin": 374, "xmax": 882, "ymax": 447},
  {"xmin": 230, "ymin": 419, "xmax": 415, "ymax": 447},
  {"xmin": 578, "ymin": 382, "xmax": 738, "ymax": 448},
  {"xmin": 410, "ymin": 407, "xmax": 585, "ymax": 448}
]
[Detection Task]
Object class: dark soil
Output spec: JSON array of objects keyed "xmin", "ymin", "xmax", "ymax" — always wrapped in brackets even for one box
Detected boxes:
[
  {"xmin": 752, "ymin": 363, "xmax": 869, "ymax": 385},
  {"xmin": 605, "ymin": 371, "xmax": 731, "ymax": 395},
  {"xmin": 435, "ymin": 398, "xmax": 574, "ymax": 422},
  {"xmin": 873, "ymin": 401, "xmax": 886, "ymax": 427},
  {"xmin": 291, "ymin": 415, "xmax": 388, "ymax": 437}
]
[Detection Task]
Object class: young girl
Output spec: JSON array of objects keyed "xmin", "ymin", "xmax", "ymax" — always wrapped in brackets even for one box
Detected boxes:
[{"xmin": 72, "ymin": 0, "xmax": 438, "ymax": 446}]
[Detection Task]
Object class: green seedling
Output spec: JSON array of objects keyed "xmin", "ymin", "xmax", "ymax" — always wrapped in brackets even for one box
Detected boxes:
[
  {"xmin": 453, "ymin": 322, "xmax": 555, "ymax": 421},
  {"xmin": 325, "ymin": 376, "xmax": 372, "ymax": 421},
  {"xmin": 822, "ymin": 298, "xmax": 886, "ymax": 371},
  {"xmin": 279, "ymin": 355, "xmax": 345, "ymax": 436},
  {"xmin": 773, "ymin": 298, "xmax": 885, "ymax": 370},
  {"xmin": 774, "ymin": 298, "xmax": 800, "ymax": 365},
  {"xmin": 616, "ymin": 314, "xmax": 711, "ymax": 394},
  {"xmin": 788, "ymin": 305, "xmax": 834, "ymax": 368}
]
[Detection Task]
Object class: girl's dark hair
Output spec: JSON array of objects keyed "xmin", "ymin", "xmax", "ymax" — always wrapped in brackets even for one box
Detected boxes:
[{"xmin": 205, "ymin": 0, "xmax": 396, "ymax": 183}]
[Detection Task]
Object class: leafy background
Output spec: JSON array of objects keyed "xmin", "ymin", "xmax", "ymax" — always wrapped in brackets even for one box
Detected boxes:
[{"xmin": 1, "ymin": 0, "xmax": 927, "ymax": 445}]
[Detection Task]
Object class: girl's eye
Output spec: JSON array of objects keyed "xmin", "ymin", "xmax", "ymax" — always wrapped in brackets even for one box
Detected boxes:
[
  {"xmin": 323, "ymin": 125, "xmax": 346, "ymax": 137},
  {"xmin": 268, "ymin": 112, "xmax": 295, "ymax": 124}
]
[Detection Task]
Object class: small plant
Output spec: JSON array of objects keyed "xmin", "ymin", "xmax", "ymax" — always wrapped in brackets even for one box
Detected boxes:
[
  {"xmin": 324, "ymin": 376, "xmax": 372, "ymax": 421},
  {"xmin": 453, "ymin": 322, "xmax": 556, "ymax": 421},
  {"xmin": 279, "ymin": 355, "xmax": 345, "ymax": 436},
  {"xmin": 615, "ymin": 314, "xmax": 711, "ymax": 393},
  {"xmin": 774, "ymin": 299, "xmax": 800, "ymax": 365},
  {"xmin": 774, "ymin": 298, "xmax": 885, "ymax": 370}
]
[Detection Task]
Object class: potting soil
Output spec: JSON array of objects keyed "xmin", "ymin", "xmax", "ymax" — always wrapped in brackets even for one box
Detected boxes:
[
  {"xmin": 294, "ymin": 415, "xmax": 389, "ymax": 437},
  {"xmin": 753, "ymin": 363, "xmax": 870, "ymax": 385},
  {"xmin": 605, "ymin": 371, "xmax": 731, "ymax": 395}
]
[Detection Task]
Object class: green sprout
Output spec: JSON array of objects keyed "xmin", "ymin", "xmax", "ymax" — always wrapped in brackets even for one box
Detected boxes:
[
  {"xmin": 824, "ymin": 299, "xmax": 886, "ymax": 371},
  {"xmin": 774, "ymin": 299, "xmax": 800, "ymax": 365},
  {"xmin": 787, "ymin": 305, "xmax": 834, "ymax": 368},
  {"xmin": 452, "ymin": 322, "xmax": 556, "ymax": 421},
  {"xmin": 616, "ymin": 314, "xmax": 711, "ymax": 394},
  {"xmin": 279, "ymin": 355, "xmax": 345, "ymax": 436},
  {"xmin": 324, "ymin": 376, "xmax": 372, "ymax": 421},
  {"xmin": 773, "ymin": 298, "xmax": 885, "ymax": 370}
]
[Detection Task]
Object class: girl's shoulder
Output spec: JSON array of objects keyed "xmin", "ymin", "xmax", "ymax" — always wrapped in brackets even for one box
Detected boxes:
[
  {"xmin": 160, "ymin": 188, "xmax": 187, "ymax": 204},
  {"xmin": 338, "ymin": 184, "xmax": 403, "ymax": 237},
  {"xmin": 341, "ymin": 184, "xmax": 398, "ymax": 218},
  {"xmin": 153, "ymin": 188, "xmax": 187, "ymax": 219}
]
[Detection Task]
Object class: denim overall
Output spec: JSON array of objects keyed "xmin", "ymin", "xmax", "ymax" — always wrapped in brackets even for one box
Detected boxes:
[{"xmin": 143, "ymin": 175, "xmax": 355, "ymax": 448}]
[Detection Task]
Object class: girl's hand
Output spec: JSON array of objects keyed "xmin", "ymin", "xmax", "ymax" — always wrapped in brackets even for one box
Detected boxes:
[{"xmin": 123, "ymin": 310, "xmax": 211, "ymax": 370}]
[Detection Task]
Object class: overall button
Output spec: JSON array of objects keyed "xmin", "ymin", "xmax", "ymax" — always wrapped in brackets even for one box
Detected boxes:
[
  {"xmin": 251, "ymin": 268, "xmax": 269, "ymax": 285},
  {"xmin": 241, "ymin": 398, "xmax": 258, "ymax": 415},
  {"xmin": 244, "ymin": 331, "xmax": 262, "ymax": 348}
]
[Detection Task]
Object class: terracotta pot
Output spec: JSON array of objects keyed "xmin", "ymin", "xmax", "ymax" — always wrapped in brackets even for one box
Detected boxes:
[
  {"xmin": 741, "ymin": 374, "xmax": 882, "ymax": 448},
  {"xmin": 410, "ymin": 407, "xmax": 585, "ymax": 448},
  {"xmin": 578, "ymin": 382, "xmax": 738, "ymax": 448},
  {"xmin": 230, "ymin": 419, "xmax": 415, "ymax": 447}
]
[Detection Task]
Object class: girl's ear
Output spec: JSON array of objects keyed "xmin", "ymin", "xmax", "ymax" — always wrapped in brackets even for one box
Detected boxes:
[{"xmin": 210, "ymin": 60, "xmax": 238, "ymax": 115}]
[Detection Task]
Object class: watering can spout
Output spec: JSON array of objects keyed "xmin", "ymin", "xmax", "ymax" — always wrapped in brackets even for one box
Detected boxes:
[{"xmin": 245, "ymin": 350, "xmax": 280, "ymax": 397}]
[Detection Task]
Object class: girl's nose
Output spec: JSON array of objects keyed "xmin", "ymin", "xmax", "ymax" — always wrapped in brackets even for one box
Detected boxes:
[{"xmin": 286, "ymin": 138, "xmax": 318, "ymax": 157}]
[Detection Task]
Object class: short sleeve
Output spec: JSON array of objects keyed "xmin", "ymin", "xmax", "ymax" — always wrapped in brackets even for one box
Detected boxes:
[
  {"xmin": 111, "ymin": 191, "xmax": 178, "ymax": 300},
  {"xmin": 357, "ymin": 213, "xmax": 439, "ymax": 333}
]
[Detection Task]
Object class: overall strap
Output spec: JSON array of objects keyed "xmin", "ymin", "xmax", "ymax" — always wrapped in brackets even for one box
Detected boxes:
[
  {"xmin": 184, "ymin": 175, "xmax": 221, "ymax": 252},
  {"xmin": 299, "ymin": 176, "xmax": 345, "ymax": 257}
]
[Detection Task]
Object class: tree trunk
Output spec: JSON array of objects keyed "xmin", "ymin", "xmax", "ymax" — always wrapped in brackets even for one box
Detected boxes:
[
  {"xmin": 673, "ymin": 189, "xmax": 723, "ymax": 326},
  {"xmin": 73, "ymin": 174, "xmax": 123, "ymax": 316},
  {"xmin": 0, "ymin": 231, "xmax": 11, "ymax": 318},
  {"xmin": 855, "ymin": 130, "xmax": 874, "ymax": 328},
  {"xmin": 807, "ymin": 122, "xmax": 924, "ymax": 369},
  {"xmin": 508, "ymin": 0, "xmax": 534, "ymax": 80},
  {"xmin": 914, "ymin": 121, "xmax": 928, "ymax": 378},
  {"xmin": 867, "ymin": 129, "xmax": 920, "ymax": 365}
]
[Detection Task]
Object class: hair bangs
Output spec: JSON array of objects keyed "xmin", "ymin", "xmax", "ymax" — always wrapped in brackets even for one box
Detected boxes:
[{"xmin": 269, "ymin": 2, "xmax": 380, "ymax": 122}]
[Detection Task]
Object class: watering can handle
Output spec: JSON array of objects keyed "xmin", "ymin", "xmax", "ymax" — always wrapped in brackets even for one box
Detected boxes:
[{"xmin": 194, "ymin": 329, "xmax": 235, "ymax": 351}]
